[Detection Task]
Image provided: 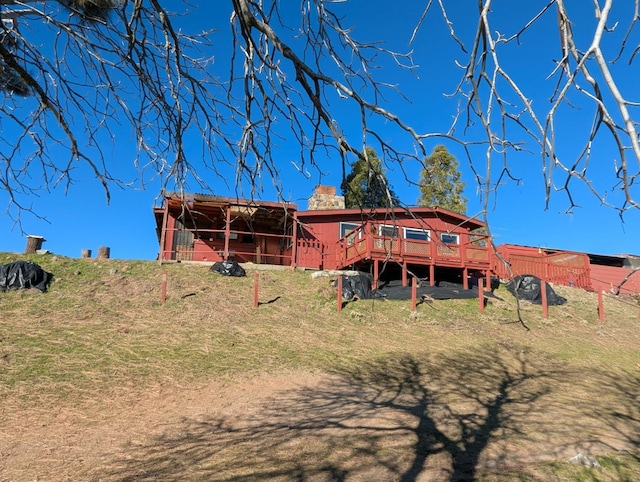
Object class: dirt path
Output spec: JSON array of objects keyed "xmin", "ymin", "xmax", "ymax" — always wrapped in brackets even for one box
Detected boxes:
[{"xmin": 1, "ymin": 368, "xmax": 637, "ymax": 481}]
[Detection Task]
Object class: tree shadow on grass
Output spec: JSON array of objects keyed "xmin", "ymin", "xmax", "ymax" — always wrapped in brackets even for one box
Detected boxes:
[{"xmin": 102, "ymin": 347, "xmax": 638, "ymax": 481}]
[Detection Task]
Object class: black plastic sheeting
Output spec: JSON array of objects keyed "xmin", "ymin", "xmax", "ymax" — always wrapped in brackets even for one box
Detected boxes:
[
  {"xmin": 337, "ymin": 273, "xmax": 498, "ymax": 301},
  {"xmin": 339, "ymin": 272, "xmax": 373, "ymax": 299},
  {"xmin": 504, "ymin": 274, "xmax": 567, "ymax": 305},
  {"xmin": 0, "ymin": 261, "xmax": 53, "ymax": 293},
  {"xmin": 210, "ymin": 260, "xmax": 246, "ymax": 277}
]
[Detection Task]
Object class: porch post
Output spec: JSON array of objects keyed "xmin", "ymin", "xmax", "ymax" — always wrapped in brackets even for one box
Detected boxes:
[
  {"xmin": 158, "ymin": 197, "xmax": 169, "ymax": 264},
  {"xmin": 290, "ymin": 211, "xmax": 298, "ymax": 269},
  {"xmin": 224, "ymin": 204, "xmax": 231, "ymax": 260},
  {"xmin": 429, "ymin": 263, "xmax": 435, "ymax": 287},
  {"xmin": 463, "ymin": 267, "xmax": 469, "ymax": 289}
]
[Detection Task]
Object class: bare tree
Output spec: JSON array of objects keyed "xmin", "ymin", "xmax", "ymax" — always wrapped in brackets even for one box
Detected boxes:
[{"xmin": 1, "ymin": 0, "xmax": 639, "ymax": 229}]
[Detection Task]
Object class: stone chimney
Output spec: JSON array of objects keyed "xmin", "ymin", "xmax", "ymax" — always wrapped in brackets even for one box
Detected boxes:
[{"xmin": 307, "ymin": 185, "xmax": 345, "ymax": 210}]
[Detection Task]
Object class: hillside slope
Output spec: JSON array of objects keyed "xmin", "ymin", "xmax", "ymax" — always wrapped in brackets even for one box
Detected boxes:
[{"xmin": 0, "ymin": 253, "xmax": 638, "ymax": 481}]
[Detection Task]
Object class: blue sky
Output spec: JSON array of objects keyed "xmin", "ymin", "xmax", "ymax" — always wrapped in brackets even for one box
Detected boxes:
[{"xmin": 1, "ymin": 1, "xmax": 639, "ymax": 260}]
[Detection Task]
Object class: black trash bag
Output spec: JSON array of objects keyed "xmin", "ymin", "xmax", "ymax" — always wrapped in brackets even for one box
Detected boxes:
[
  {"xmin": 504, "ymin": 274, "xmax": 566, "ymax": 305},
  {"xmin": 210, "ymin": 260, "xmax": 246, "ymax": 277},
  {"xmin": 0, "ymin": 261, "xmax": 53, "ymax": 292},
  {"xmin": 338, "ymin": 273, "xmax": 372, "ymax": 300}
]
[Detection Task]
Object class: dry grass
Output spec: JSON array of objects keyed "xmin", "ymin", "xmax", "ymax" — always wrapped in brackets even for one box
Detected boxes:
[{"xmin": 0, "ymin": 252, "xmax": 639, "ymax": 481}]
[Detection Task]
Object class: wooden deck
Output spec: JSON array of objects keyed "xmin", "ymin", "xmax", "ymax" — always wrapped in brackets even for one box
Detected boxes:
[{"xmin": 335, "ymin": 224, "xmax": 492, "ymax": 288}]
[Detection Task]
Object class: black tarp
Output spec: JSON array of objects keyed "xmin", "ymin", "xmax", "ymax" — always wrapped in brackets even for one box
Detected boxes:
[
  {"xmin": 337, "ymin": 273, "xmax": 498, "ymax": 301},
  {"xmin": 210, "ymin": 260, "xmax": 246, "ymax": 277},
  {"xmin": 0, "ymin": 261, "xmax": 53, "ymax": 292},
  {"xmin": 504, "ymin": 274, "xmax": 567, "ymax": 305},
  {"xmin": 338, "ymin": 273, "xmax": 373, "ymax": 299}
]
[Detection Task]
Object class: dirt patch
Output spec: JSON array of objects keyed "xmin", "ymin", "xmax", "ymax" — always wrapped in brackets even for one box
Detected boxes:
[{"xmin": 2, "ymin": 357, "xmax": 638, "ymax": 481}]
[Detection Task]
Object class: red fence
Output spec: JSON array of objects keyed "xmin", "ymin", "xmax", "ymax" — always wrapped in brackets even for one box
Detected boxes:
[{"xmin": 495, "ymin": 246, "xmax": 592, "ymax": 290}]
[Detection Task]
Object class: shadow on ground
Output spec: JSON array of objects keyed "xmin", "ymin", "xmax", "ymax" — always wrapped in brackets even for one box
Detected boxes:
[{"xmin": 103, "ymin": 347, "xmax": 639, "ymax": 481}]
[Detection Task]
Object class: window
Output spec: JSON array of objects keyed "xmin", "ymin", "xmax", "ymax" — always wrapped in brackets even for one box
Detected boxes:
[
  {"xmin": 340, "ymin": 222, "xmax": 363, "ymax": 244},
  {"xmin": 440, "ymin": 233, "xmax": 460, "ymax": 244},
  {"xmin": 403, "ymin": 227, "xmax": 430, "ymax": 241},
  {"xmin": 378, "ymin": 224, "xmax": 398, "ymax": 237}
]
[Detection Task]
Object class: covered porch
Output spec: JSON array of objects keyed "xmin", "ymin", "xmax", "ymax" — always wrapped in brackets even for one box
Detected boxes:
[{"xmin": 154, "ymin": 193, "xmax": 297, "ymax": 266}]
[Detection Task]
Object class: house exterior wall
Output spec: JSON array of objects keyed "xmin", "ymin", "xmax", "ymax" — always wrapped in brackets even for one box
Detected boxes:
[{"xmin": 296, "ymin": 208, "xmax": 485, "ymax": 270}]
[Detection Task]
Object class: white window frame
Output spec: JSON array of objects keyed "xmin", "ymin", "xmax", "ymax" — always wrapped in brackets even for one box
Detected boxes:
[
  {"xmin": 403, "ymin": 227, "xmax": 430, "ymax": 242},
  {"xmin": 378, "ymin": 224, "xmax": 399, "ymax": 237},
  {"xmin": 340, "ymin": 222, "xmax": 363, "ymax": 244},
  {"xmin": 440, "ymin": 232, "xmax": 460, "ymax": 245}
]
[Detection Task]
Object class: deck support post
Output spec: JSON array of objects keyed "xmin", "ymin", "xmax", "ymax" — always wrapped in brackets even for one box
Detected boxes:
[
  {"xmin": 463, "ymin": 267, "xmax": 469, "ymax": 289},
  {"xmin": 373, "ymin": 259, "xmax": 379, "ymax": 290},
  {"xmin": 429, "ymin": 264, "xmax": 435, "ymax": 287},
  {"xmin": 402, "ymin": 261, "xmax": 408, "ymax": 287}
]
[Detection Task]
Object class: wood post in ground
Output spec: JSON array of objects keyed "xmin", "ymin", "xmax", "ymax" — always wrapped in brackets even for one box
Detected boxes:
[
  {"xmin": 24, "ymin": 235, "xmax": 44, "ymax": 254},
  {"xmin": 161, "ymin": 270, "xmax": 167, "ymax": 304},
  {"xmin": 81, "ymin": 249, "xmax": 92, "ymax": 258},
  {"xmin": 598, "ymin": 291, "xmax": 605, "ymax": 322},
  {"xmin": 337, "ymin": 276, "xmax": 343, "ymax": 313},
  {"xmin": 253, "ymin": 272, "xmax": 259, "ymax": 308},
  {"xmin": 411, "ymin": 276, "xmax": 417, "ymax": 311},
  {"xmin": 98, "ymin": 246, "xmax": 111, "ymax": 259},
  {"xmin": 478, "ymin": 278, "xmax": 485, "ymax": 313},
  {"xmin": 541, "ymin": 280, "xmax": 548, "ymax": 318}
]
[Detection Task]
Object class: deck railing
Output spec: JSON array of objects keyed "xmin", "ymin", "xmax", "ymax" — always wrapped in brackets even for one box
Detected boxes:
[{"xmin": 336, "ymin": 223, "xmax": 490, "ymax": 269}]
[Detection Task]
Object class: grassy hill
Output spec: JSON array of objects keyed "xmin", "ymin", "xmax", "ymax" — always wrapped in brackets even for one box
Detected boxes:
[{"xmin": 1, "ymin": 252, "xmax": 638, "ymax": 481}]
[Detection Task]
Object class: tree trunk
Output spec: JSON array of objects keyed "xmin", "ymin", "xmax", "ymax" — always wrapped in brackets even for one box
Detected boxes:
[{"xmin": 24, "ymin": 236, "xmax": 44, "ymax": 254}]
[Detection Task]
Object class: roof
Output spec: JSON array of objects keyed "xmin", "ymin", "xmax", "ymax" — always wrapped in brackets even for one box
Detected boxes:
[
  {"xmin": 297, "ymin": 206, "xmax": 485, "ymax": 230},
  {"xmin": 160, "ymin": 191, "xmax": 298, "ymax": 211}
]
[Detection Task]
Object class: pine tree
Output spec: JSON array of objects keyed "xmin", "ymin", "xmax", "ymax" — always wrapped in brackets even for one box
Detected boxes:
[
  {"xmin": 418, "ymin": 145, "xmax": 467, "ymax": 214},
  {"xmin": 341, "ymin": 147, "xmax": 397, "ymax": 209}
]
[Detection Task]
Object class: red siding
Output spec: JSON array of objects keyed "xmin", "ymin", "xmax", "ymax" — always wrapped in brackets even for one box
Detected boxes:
[{"xmin": 296, "ymin": 208, "xmax": 488, "ymax": 272}]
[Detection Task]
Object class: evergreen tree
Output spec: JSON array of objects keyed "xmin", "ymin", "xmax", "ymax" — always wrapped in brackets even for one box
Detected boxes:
[
  {"xmin": 418, "ymin": 145, "xmax": 467, "ymax": 214},
  {"xmin": 341, "ymin": 147, "xmax": 397, "ymax": 209}
]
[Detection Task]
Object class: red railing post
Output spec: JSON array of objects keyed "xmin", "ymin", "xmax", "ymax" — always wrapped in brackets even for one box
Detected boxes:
[
  {"xmin": 161, "ymin": 270, "xmax": 167, "ymax": 304},
  {"xmin": 337, "ymin": 276, "xmax": 343, "ymax": 312},
  {"xmin": 253, "ymin": 271, "xmax": 259, "ymax": 308},
  {"xmin": 478, "ymin": 278, "xmax": 484, "ymax": 312},
  {"xmin": 541, "ymin": 279, "xmax": 548, "ymax": 318}
]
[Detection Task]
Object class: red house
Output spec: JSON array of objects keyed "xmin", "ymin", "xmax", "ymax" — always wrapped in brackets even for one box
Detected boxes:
[
  {"xmin": 154, "ymin": 187, "xmax": 493, "ymax": 289},
  {"xmin": 296, "ymin": 195, "xmax": 491, "ymax": 288}
]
